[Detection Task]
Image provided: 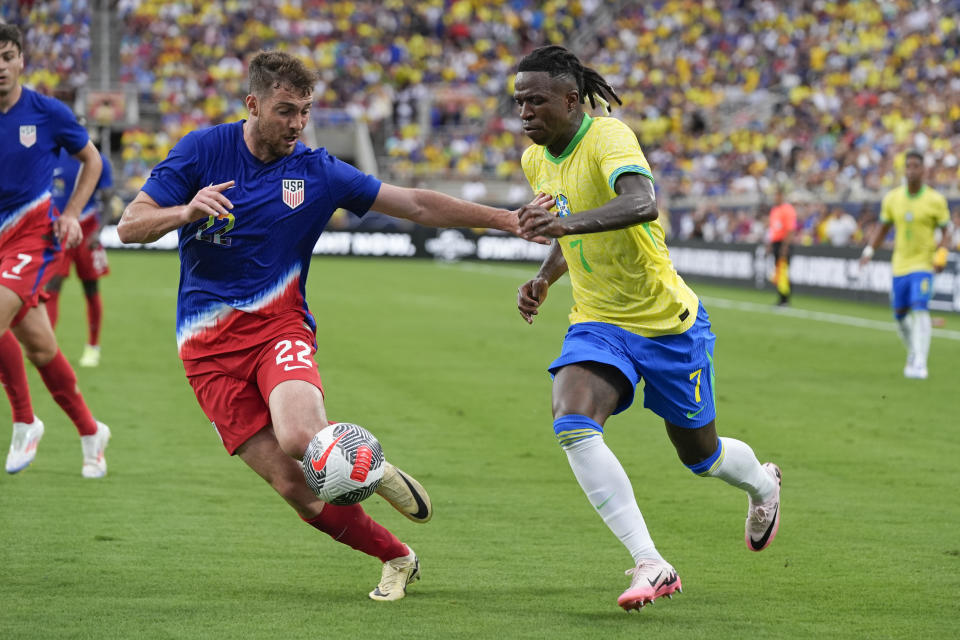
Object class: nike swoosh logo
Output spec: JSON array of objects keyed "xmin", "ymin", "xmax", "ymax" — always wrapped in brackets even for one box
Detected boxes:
[
  {"xmin": 686, "ymin": 406, "xmax": 705, "ymax": 419},
  {"xmin": 749, "ymin": 504, "xmax": 779, "ymax": 550},
  {"xmin": 310, "ymin": 432, "xmax": 347, "ymax": 473},
  {"xmin": 397, "ymin": 469, "xmax": 430, "ymax": 520},
  {"xmin": 594, "ymin": 493, "xmax": 615, "ymax": 510},
  {"xmin": 647, "ymin": 571, "xmax": 663, "ymax": 587},
  {"xmin": 284, "ymin": 364, "xmax": 311, "ymax": 371},
  {"xmin": 1, "ymin": 272, "xmax": 22, "ymax": 280}
]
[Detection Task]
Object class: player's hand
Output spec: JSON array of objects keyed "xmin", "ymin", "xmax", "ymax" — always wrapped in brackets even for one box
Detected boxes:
[
  {"xmin": 53, "ymin": 215, "xmax": 83, "ymax": 249},
  {"xmin": 185, "ymin": 181, "xmax": 235, "ymax": 223},
  {"xmin": 933, "ymin": 247, "xmax": 949, "ymax": 273},
  {"xmin": 518, "ymin": 276, "xmax": 549, "ymax": 324},
  {"xmin": 528, "ymin": 192, "xmax": 554, "ymax": 210},
  {"xmin": 519, "ymin": 203, "xmax": 567, "ymax": 241},
  {"xmin": 508, "ymin": 193, "xmax": 554, "ymax": 244}
]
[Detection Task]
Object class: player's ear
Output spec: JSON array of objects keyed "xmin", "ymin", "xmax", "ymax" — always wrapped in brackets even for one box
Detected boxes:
[{"xmin": 245, "ymin": 93, "xmax": 258, "ymax": 117}]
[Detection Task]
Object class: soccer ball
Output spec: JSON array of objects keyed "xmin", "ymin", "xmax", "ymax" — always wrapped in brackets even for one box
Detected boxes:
[{"xmin": 302, "ymin": 422, "xmax": 385, "ymax": 505}]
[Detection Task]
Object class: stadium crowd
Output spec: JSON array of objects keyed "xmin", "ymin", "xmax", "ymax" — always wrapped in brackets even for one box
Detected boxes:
[
  {"xmin": 4, "ymin": 0, "xmax": 959, "ymax": 249},
  {"xmin": 0, "ymin": 0, "xmax": 91, "ymax": 100}
]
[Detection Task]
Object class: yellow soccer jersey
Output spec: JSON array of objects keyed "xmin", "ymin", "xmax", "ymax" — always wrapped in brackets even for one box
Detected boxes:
[
  {"xmin": 521, "ymin": 114, "xmax": 698, "ymax": 337},
  {"xmin": 880, "ymin": 185, "xmax": 950, "ymax": 276}
]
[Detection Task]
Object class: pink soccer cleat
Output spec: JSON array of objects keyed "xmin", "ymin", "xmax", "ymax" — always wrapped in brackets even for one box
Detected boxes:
[
  {"xmin": 617, "ymin": 558, "xmax": 682, "ymax": 611},
  {"xmin": 745, "ymin": 462, "xmax": 781, "ymax": 551}
]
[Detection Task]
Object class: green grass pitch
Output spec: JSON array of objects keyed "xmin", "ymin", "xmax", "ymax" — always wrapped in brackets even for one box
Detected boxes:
[{"xmin": 1, "ymin": 251, "xmax": 958, "ymax": 639}]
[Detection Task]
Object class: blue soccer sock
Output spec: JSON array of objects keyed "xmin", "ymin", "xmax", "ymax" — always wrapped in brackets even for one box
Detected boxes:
[
  {"xmin": 692, "ymin": 437, "xmax": 776, "ymax": 503},
  {"xmin": 554, "ymin": 415, "xmax": 661, "ymax": 563}
]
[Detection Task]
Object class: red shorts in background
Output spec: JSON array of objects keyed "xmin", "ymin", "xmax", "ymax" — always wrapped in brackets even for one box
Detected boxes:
[
  {"xmin": 183, "ymin": 322, "xmax": 324, "ymax": 454},
  {"xmin": 54, "ymin": 216, "xmax": 109, "ymax": 280}
]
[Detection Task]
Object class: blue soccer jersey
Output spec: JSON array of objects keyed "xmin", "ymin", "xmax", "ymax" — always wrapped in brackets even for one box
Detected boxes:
[
  {"xmin": 141, "ymin": 121, "xmax": 381, "ymax": 359},
  {"xmin": 0, "ymin": 87, "xmax": 89, "ymax": 238},
  {"xmin": 52, "ymin": 149, "xmax": 113, "ymax": 223}
]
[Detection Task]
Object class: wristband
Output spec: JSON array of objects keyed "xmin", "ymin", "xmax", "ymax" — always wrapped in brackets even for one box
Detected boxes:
[
  {"xmin": 933, "ymin": 247, "xmax": 949, "ymax": 268},
  {"xmin": 861, "ymin": 246, "xmax": 874, "ymax": 260}
]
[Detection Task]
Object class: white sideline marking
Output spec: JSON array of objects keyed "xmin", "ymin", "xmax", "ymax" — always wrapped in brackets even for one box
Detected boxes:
[
  {"xmin": 442, "ymin": 261, "xmax": 960, "ymax": 342},
  {"xmin": 700, "ymin": 297, "xmax": 960, "ymax": 341}
]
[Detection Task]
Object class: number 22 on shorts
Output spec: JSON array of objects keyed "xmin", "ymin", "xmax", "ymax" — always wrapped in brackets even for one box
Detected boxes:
[{"xmin": 275, "ymin": 339, "xmax": 314, "ymax": 371}]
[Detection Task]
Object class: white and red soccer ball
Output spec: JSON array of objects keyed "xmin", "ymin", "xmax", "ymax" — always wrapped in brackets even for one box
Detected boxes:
[{"xmin": 302, "ymin": 422, "xmax": 385, "ymax": 505}]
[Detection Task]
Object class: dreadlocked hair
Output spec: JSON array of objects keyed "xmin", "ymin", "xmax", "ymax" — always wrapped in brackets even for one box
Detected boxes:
[{"xmin": 517, "ymin": 45, "xmax": 622, "ymax": 112}]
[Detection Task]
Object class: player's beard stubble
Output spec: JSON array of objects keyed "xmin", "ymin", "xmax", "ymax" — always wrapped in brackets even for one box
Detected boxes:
[{"xmin": 255, "ymin": 117, "xmax": 300, "ymax": 161}]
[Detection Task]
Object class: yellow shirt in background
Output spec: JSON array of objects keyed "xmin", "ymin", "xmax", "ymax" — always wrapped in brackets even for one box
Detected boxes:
[{"xmin": 880, "ymin": 185, "xmax": 950, "ymax": 276}]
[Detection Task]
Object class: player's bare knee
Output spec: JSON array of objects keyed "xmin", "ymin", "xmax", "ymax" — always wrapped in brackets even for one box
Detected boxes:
[
  {"xmin": 681, "ymin": 439, "xmax": 723, "ymax": 476},
  {"xmin": 275, "ymin": 427, "xmax": 314, "ymax": 459},
  {"xmin": 20, "ymin": 342, "xmax": 57, "ymax": 366}
]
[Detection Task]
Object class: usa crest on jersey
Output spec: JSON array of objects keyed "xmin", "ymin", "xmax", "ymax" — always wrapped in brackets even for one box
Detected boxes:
[
  {"xmin": 19, "ymin": 125, "xmax": 37, "ymax": 148},
  {"xmin": 282, "ymin": 179, "xmax": 305, "ymax": 210}
]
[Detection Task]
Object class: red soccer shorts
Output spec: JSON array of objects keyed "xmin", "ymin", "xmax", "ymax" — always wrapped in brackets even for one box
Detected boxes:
[
  {"xmin": 0, "ymin": 205, "xmax": 61, "ymax": 327},
  {"xmin": 183, "ymin": 324, "xmax": 324, "ymax": 454},
  {"xmin": 54, "ymin": 217, "xmax": 109, "ymax": 280}
]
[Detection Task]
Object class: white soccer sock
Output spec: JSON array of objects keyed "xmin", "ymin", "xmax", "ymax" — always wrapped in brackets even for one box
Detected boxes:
[
  {"xmin": 911, "ymin": 310, "xmax": 931, "ymax": 368},
  {"xmin": 704, "ymin": 437, "xmax": 776, "ymax": 503},
  {"xmin": 895, "ymin": 314, "xmax": 913, "ymax": 353},
  {"xmin": 564, "ymin": 436, "xmax": 662, "ymax": 563}
]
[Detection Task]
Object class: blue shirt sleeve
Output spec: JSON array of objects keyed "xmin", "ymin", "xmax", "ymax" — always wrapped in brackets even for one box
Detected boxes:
[
  {"xmin": 322, "ymin": 153, "xmax": 381, "ymax": 216},
  {"xmin": 141, "ymin": 132, "xmax": 202, "ymax": 206},
  {"xmin": 48, "ymin": 98, "xmax": 89, "ymax": 156},
  {"xmin": 97, "ymin": 153, "xmax": 113, "ymax": 190}
]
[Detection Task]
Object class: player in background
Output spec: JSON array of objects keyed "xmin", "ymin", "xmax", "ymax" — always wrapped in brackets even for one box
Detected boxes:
[
  {"xmin": 117, "ymin": 50, "xmax": 550, "ymax": 602},
  {"xmin": 766, "ymin": 184, "xmax": 797, "ymax": 306},
  {"xmin": 860, "ymin": 149, "xmax": 951, "ymax": 379},
  {"xmin": 46, "ymin": 144, "xmax": 114, "ymax": 367},
  {"xmin": 511, "ymin": 46, "xmax": 781, "ymax": 611},
  {"xmin": 0, "ymin": 24, "xmax": 111, "ymax": 477}
]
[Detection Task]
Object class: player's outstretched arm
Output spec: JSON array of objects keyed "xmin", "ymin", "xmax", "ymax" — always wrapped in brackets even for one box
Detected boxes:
[
  {"xmin": 519, "ymin": 173, "xmax": 657, "ymax": 240},
  {"xmin": 518, "ymin": 241, "xmax": 568, "ymax": 325},
  {"xmin": 118, "ymin": 181, "xmax": 234, "ymax": 244},
  {"xmin": 372, "ymin": 183, "xmax": 552, "ymax": 237}
]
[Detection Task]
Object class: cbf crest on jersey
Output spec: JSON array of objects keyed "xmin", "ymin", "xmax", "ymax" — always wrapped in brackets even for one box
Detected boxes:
[
  {"xmin": 556, "ymin": 193, "xmax": 571, "ymax": 217},
  {"xmin": 282, "ymin": 179, "xmax": 305, "ymax": 210},
  {"xmin": 19, "ymin": 125, "xmax": 37, "ymax": 148}
]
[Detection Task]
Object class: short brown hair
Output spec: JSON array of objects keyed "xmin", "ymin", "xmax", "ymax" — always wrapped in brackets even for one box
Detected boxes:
[
  {"xmin": 0, "ymin": 24, "xmax": 23, "ymax": 54},
  {"xmin": 248, "ymin": 50, "xmax": 316, "ymax": 98}
]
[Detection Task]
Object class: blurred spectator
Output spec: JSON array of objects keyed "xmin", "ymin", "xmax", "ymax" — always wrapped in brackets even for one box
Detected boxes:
[
  {"xmin": 14, "ymin": 0, "xmax": 959, "ymax": 232},
  {"xmin": 823, "ymin": 206, "xmax": 858, "ymax": 247},
  {"xmin": 0, "ymin": 1, "xmax": 91, "ymax": 101}
]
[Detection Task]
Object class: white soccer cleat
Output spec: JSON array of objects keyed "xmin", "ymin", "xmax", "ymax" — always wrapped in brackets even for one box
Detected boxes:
[
  {"xmin": 79, "ymin": 344, "xmax": 101, "ymax": 368},
  {"xmin": 80, "ymin": 421, "xmax": 110, "ymax": 478},
  {"xmin": 369, "ymin": 548, "xmax": 420, "ymax": 601},
  {"xmin": 746, "ymin": 462, "xmax": 782, "ymax": 551},
  {"xmin": 5, "ymin": 416, "xmax": 45, "ymax": 474},
  {"xmin": 904, "ymin": 364, "xmax": 928, "ymax": 379},
  {"xmin": 617, "ymin": 558, "xmax": 682, "ymax": 611},
  {"xmin": 375, "ymin": 462, "xmax": 433, "ymax": 523}
]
